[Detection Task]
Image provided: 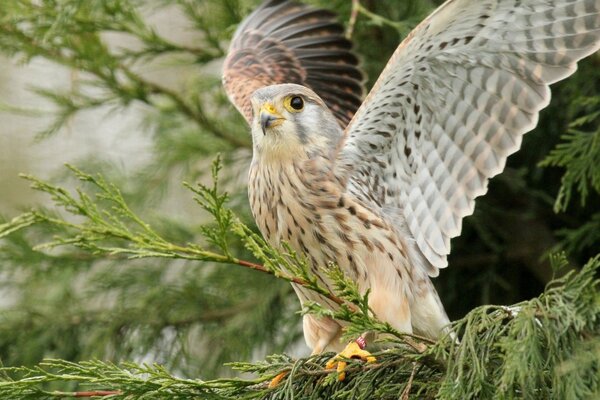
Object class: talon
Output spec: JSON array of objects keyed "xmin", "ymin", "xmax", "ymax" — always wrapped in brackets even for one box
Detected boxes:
[
  {"xmin": 268, "ymin": 371, "xmax": 288, "ymax": 388},
  {"xmin": 325, "ymin": 340, "xmax": 376, "ymax": 381},
  {"xmin": 336, "ymin": 360, "xmax": 347, "ymax": 381}
]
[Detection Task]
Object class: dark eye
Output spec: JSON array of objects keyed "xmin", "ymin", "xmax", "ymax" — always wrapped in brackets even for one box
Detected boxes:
[{"xmin": 290, "ymin": 96, "xmax": 304, "ymax": 110}]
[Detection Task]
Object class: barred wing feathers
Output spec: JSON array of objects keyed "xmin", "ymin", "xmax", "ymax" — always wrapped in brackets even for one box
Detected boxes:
[
  {"xmin": 338, "ymin": 0, "xmax": 600, "ymax": 275},
  {"xmin": 223, "ymin": 0, "xmax": 364, "ymax": 127}
]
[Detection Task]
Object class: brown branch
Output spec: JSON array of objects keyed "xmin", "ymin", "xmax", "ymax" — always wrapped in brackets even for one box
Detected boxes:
[
  {"xmin": 400, "ymin": 362, "xmax": 418, "ymax": 400},
  {"xmin": 234, "ymin": 259, "xmax": 348, "ymax": 307}
]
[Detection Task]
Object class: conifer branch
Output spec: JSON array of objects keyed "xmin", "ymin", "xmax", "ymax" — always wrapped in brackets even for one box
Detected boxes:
[
  {"xmin": 0, "ymin": 0, "xmax": 250, "ymax": 148},
  {"xmin": 348, "ymin": 0, "xmax": 429, "ymax": 37},
  {"xmin": 540, "ymin": 96, "xmax": 600, "ymax": 212},
  {"xmin": 0, "ymin": 159, "xmax": 348, "ymax": 309},
  {"xmin": 0, "ymin": 256, "xmax": 597, "ymax": 398}
]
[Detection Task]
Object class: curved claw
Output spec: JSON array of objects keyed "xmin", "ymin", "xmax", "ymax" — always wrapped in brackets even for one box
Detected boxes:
[{"xmin": 325, "ymin": 341, "xmax": 376, "ymax": 381}]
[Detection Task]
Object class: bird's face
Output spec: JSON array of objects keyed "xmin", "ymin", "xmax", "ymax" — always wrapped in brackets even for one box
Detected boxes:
[{"xmin": 250, "ymin": 84, "xmax": 343, "ymax": 161}]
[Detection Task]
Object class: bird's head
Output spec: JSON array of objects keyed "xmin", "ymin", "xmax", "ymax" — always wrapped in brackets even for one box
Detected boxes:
[{"xmin": 250, "ymin": 84, "xmax": 343, "ymax": 160}]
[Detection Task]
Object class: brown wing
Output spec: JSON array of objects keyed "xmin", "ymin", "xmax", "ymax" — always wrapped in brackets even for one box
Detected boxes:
[{"xmin": 222, "ymin": 0, "xmax": 364, "ymax": 127}]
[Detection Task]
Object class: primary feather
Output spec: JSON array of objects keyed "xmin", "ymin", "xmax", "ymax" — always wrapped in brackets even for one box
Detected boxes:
[{"xmin": 337, "ymin": 0, "xmax": 600, "ymax": 276}]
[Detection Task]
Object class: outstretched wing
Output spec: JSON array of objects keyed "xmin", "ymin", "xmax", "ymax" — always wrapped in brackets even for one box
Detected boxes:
[
  {"xmin": 222, "ymin": 0, "xmax": 364, "ymax": 127},
  {"xmin": 337, "ymin": 0, "xmax": 600, "ymax": 275}
]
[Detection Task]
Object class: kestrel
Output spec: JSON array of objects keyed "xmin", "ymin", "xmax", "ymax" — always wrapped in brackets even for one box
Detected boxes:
[{"xmin": 222, "ymin": 0, "xmax": 600, "ymax": 371}]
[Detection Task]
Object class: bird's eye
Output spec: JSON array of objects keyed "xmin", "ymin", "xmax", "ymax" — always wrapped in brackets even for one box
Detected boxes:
[
  {"xmin": 290, "ymin": 96, "xmax": 304, "ymax": 110},
  {"xmin": 284, "ymin": 96, "xmax": 304, "ymax": 112}
]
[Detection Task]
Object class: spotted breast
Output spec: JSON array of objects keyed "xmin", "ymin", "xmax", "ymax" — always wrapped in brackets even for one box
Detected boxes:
[{"xmin": 248, "ymin": 152, "xmax": 432, "ymax": 351}]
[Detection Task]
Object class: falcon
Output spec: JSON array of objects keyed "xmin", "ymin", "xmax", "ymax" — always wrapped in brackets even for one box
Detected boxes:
[{"xmin": 222, "ymin": 0, "xmax": 600, "ymax": 379}]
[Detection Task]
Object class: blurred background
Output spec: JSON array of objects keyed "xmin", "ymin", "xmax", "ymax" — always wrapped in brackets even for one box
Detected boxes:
[{"xmin": 0, "ymin": 0, "xmax": 598, "ymax": 380}]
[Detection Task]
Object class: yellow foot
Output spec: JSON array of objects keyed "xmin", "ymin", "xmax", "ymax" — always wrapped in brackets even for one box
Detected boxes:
[
  {"xmin": 268, "ymin": 371, "xmax": 287, "ymax": 388},
  {"xmin": 325, "ymin": 340, "xmax": 376, "ymax": 381}
]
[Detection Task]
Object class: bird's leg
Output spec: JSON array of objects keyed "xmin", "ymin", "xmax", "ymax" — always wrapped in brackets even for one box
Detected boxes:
[{"xmin": 325, "ymin": 335, "xmax": 376, "ymax": 381}]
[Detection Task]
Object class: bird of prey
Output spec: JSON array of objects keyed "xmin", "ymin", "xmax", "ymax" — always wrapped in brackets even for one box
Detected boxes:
[{"xmin": 223, "ymin": 0, "xmax": 600, "ymax": 377}]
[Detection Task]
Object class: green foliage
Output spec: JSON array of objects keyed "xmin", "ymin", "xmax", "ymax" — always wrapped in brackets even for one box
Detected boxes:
[
  {"xmin": 0, "ymin": 255, "xmax": 597, "ymax": 399},
  {"xmin": 540, "ymin": 96, "xmax": 600, "ymax": 212},
  {"xmin": 437, "ymin": 254, "xmax": 600, "ymax": 400}
]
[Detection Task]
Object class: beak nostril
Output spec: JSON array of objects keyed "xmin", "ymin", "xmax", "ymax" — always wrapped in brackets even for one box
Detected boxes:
[
  {"xmin": 261, "ymin": 113, "xmax": 276, "ymax": 134},
  {"xmin": 259, "ymin": 107, "xmax": 284, "ymax": 135}
]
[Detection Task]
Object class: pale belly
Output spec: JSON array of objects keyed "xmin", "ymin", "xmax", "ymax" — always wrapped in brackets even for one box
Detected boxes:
[{"xmin": 248, "ymin": 160, "xmax": 417, "ymax": 331}]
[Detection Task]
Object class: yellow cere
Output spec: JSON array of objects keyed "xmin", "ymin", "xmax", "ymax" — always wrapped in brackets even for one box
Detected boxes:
[{"xmin": 260, "ymin": 102, "xmax": 280, "ymax": 116}]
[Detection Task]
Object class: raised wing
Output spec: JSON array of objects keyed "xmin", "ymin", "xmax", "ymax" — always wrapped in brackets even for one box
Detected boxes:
[
  {"xmin": 337, "ymin": 0, "xmax": 600, "ymax": 275},
  {"xmin": 222, "ymin": 0, "xmax": 364, "ymax": 127}
]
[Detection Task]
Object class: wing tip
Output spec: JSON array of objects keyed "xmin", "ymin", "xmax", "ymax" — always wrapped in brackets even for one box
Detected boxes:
[{"xmin": 223, "ymin": 0, "xmax": 365, "ymax": 126}]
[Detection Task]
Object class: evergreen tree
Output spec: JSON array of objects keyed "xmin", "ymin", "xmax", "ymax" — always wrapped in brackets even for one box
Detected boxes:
[{"xmin": 0, "ymin": 0, "xmax": 598, "ymax": 398}]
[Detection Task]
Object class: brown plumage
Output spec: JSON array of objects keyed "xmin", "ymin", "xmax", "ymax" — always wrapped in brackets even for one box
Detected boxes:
[{"xmin": 222, "ymin": 0, "xmax": 365, "ymax": 127}]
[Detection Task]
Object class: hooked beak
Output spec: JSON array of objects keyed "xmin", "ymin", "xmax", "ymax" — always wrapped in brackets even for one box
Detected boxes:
[{"xmin": 259, "ymin": 103, "xmax": 284, "ymax": 135}]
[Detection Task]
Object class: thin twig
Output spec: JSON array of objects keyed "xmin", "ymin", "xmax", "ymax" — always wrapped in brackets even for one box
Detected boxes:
[
  {"xmin": 64, "ymin": 390, "xmax": 121, "ymax": 397},
  {"xmin": 355, "ymin": 2, "xmax": 405, "ymax": 31},
  {"xmin": 234, "ymin": 259, "xmax": 347, "ymax": 307},
  {"xmin": 346, "ymin": 0, "xmax": 360, "ymax": 39},
  {"xmin": 400, "ymin": 362, "xmax": 417, "ymax": 400}
]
